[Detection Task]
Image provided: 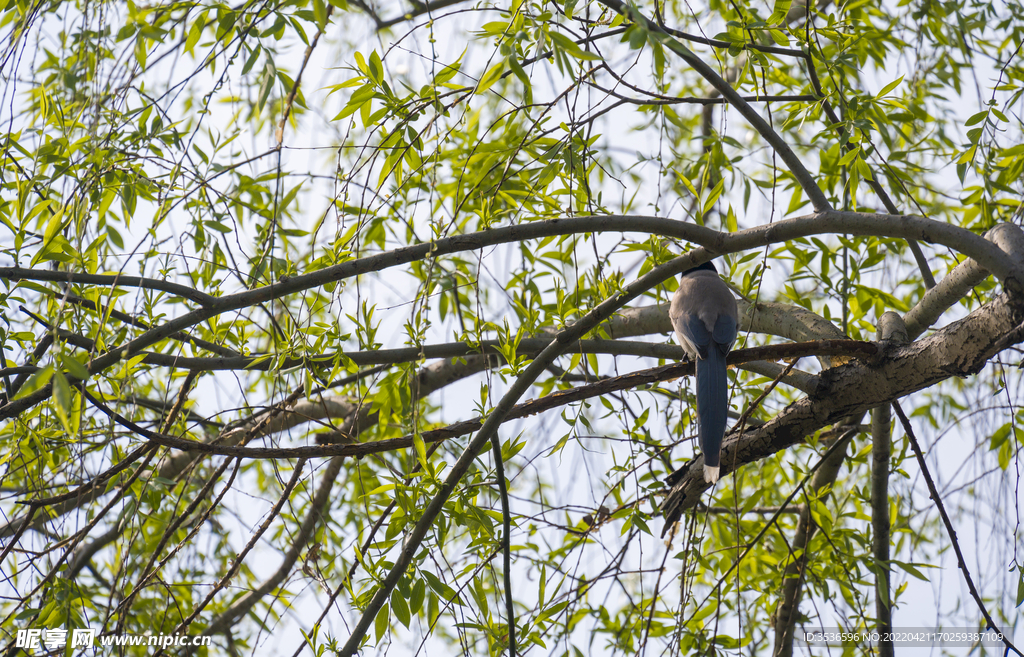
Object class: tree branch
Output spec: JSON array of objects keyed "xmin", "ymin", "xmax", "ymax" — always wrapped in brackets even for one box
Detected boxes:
[
  {"xmin": 0, "ymin": 266, "xmax": 216, "ymax": 306},
  {"xmin": 78, "ymin": 339, "xmax": 873, "ymax": 460},
  {"xmin": 871, "ymin": 313, "xmax": 908, "ymax": 657},
  {"xmin": 904, "ymin": 223, "xmax": 1024, "ymax": 339},
  {"xmin": 662, "ymin": 289, "xmax": 1024, "ymax": 527},
  {"xmin": 4, "ymin": 214, "xmax": 1020, "ymax": 425}
]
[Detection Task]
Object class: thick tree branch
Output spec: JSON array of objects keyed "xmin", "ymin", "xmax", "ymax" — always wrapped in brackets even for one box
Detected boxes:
[
  {"xmin": 871, "ymin": 313, "xmax": 907, "ymax": 657},
  {"xmin": 904, "ymin": 223, "xmax": 1024, "ymax": 339},
  {"xmin": 595, "ymin": 297, "xmax": 847, "ymax": 344},
  {"xmin": 662, "ymin": 290, "xmax": 1024, "ymax": 527}
]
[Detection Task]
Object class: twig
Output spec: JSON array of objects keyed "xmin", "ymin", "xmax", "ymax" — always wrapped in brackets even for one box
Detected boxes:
[
  {"xmin": 891, "ymin": 399, "xmax": 1020, "ymax": 656},
  {"xmin": 0, "ymin": 266, "xmax": 215, "ymax": 306},
  {"xmin": 597, "ymin": 0, "xmax": 832, "ymax": 211},
  {"xmin": 172, "ymin": 457, "xmax": 308, "ymax": 635},
  {"xmin": 489, "ymin": 431, "xmax": 517, "ymax": 656},
  {"xmin": 40, "ymin": 334, "xmax": 875, "ymax": 372}
]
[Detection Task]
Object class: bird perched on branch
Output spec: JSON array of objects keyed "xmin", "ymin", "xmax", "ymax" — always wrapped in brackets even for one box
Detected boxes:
[{"xmin": 669, "ymin": 260, "xmax": 738, "ymax": 484}]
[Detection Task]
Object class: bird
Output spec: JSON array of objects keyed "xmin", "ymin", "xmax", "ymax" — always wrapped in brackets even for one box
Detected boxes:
[{"xmin": 669, "ymin": 260, "xmax": 738, "ymax": 484}]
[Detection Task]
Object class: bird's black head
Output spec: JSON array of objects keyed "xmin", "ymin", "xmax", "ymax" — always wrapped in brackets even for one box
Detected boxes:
[{"xmin": 681, "ymin": 260, "xmax": 718, "ymax": 277}]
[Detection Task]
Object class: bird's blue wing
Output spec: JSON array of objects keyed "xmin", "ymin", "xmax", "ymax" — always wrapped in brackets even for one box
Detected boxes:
[
  {"xmin": 712, "ymin": 313, "xmax": 737, "ymax": 355},
  {"xmin": 675, "ymin": 313, "xmax": 711, "ymax": 360}
]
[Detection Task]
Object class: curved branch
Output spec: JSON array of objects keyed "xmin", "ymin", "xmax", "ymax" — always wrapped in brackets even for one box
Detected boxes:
[
  {"xmin": 903, "ymin": 223, "xmax": 1024, "ymax": 339},
  {"xmin": 4, "ymin": 212, "xmax": 1019, "ymax": 422},
  {"xmin": 0, "ymin": 266, "xmax": 215, "ymax": 306}
]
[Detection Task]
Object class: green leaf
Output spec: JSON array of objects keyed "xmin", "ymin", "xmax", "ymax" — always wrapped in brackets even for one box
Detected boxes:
[
  {"xmin": 43, "ymin": 208, "xmax": 65, "ymax": 243},
  {"xmin": 242, "ymin": 44, "xmax": 262, "ymax": 75},
  {"xmin": 52, "ymin": 370, "xmax": 73, "ymax": 434},
  {"xmin": 435, "ymin": 52, "xmax": 464, "ymax": 85},
  {"xmin": 97, "ymin": 187, "xmax": 117, "ymax": 220},
  {"xmin": 767, "ymin": 28, "xmax": 790, "ymax": 45},
  {"xmin": 184, "ymin": 21, "xmax": 202, "ymax": 55},
  {"xmin": 14, "ymin": 365, "xmax": 53, "ymax": 400},
  {"xmin": 876, "ymin": 75, "xmax": 904, "ymax": 98},
  {"xmin": 892, "ymin": 560, "xmax": 936, "ymax": 581},
  {"xmin": 769, "ymin": 0, "xmax": 793, "ymax": 22},
  {"xmin": 507, "ymin": 55, "xmax": 532, "ymax": 105},
  {"xmin": 135, "ymin": 36, "xmax": 148, "ymax": 69},
  {"xmin": 374, "ymin": 603, "xmax": 389, "ymax": 643},
  {"xmin": 422, "ymin": 571, "xmax": 464, "ymax": 605},
  {"xmin": 409, "ymin": 579, "xmax": 425, "ymax": 614},
  {"xmin": 549, "ymin": 32, "xmax": 601, "ymax": 61},
  {"xmin": 413, "ymin": 432, "xmax": 427, "ymax": 466},
  {"xmin": 62, "ymin": 355, "xmax": 90, "ymax": 380},
  {"xmin": 626, "ymin": 24, "xmax": 647, "ymax": 50},
  {"xmin": 391, "ymin": 590, "xmax": 410, "ymax": 628},
  {"xmin": 314, "ymin": 0, "xmax": 328, "ymax": 29},
  {"xmin": 475, "ymin": 61, "xmax": 505, "ymax": 94},
  {"xmin": 964, "ymin": 110, "xmax": 988, "ymax": 127},
  {"xmin": 368, "ymin": 50, "xmax": 383, "ymax": 83},
  {"xmin": 702, "ymin": 178, "xmax": 725, "ymax": 216},
  {"xmin": 257, "ymin": 62, "xmax": 276, "ymax": 116}
]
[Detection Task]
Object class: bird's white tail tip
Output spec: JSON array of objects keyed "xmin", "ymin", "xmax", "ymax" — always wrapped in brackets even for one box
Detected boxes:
[{"xmin": 704, "ymin": 465, "xmax": 720, "ymax": 484}]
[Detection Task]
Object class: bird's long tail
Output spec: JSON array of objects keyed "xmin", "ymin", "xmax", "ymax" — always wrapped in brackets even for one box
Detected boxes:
[{"xmin": 695, "ymin": 348, "xmax": 728, "ymax": 484}]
